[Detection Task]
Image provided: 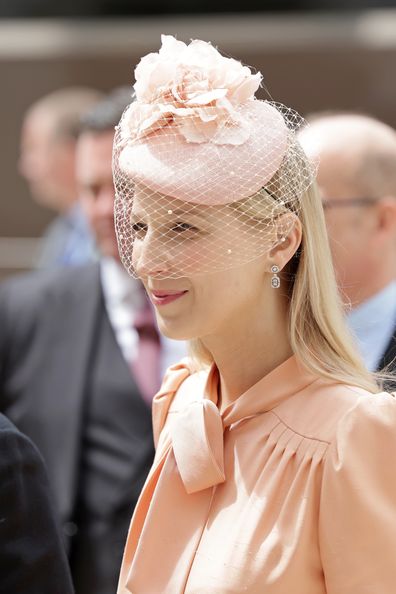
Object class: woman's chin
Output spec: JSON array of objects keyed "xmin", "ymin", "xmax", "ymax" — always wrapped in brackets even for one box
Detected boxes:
[{"xmin": 156, "ymin": 318, "xmax": 195, "ymax": 341}]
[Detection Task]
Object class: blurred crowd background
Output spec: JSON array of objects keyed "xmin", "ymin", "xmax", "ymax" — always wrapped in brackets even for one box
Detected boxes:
[
  {"xmin": 1, "ymin": 2, "xmax": 396, "ymax": 593},
  {"xmin": 1, "ymin": 0, "xmax": 396, "ymax": 278}
]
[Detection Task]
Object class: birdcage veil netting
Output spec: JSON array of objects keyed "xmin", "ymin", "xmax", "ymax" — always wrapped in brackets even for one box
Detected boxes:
[{"xmin": 113, "ymin": 35, "xmax": 317, "ymax": 280}]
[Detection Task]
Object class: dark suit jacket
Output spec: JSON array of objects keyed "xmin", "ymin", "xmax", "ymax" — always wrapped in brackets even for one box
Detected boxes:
[
  {"xmin": 0, "ymin": 413, "xmax": 74, "ymax": 594},
  {"xmin": 0, "ymin": 263, "xmax": 154, "ymax": 593}
]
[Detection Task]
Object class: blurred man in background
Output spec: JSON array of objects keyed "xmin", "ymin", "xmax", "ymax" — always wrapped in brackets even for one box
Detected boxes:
[
  {"xmin": 299, "ymin": 113, "xmax": 396, "ymax": 375},
  {"xmin": 0, "ymin": 88, "xmax": 186, "ymax": 594},
  {"xmin": 19, "ymin": 87, "xmax": 103, "ymax": 268}
]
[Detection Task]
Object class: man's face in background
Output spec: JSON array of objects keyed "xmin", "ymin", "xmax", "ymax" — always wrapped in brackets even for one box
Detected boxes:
[
  {"xmin": 316, "ymin": 149, "xmax": 378, "ymax": 302},
  {"xmin": 76, "ymin": 130, "xmax": 119, "ymax": 259},
  {"xmin": 19, "ymin": 108, "xmax": 77, "ymax": 212}
]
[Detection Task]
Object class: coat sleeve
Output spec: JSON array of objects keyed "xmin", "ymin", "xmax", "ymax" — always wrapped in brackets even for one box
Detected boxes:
[
  {"xmin": 319, "ymin": 392, "xmax": 396, "ymax": 593},
  {"xmin": 0, "ymin": 281, "xmax": 11, "ymax": 386},
  {"xmin": 0, "ymin": 276, "xmax": 37, "ymax": 390},
  {"xmin": 0, "ymin": 420, "xmax": 74, "ymax": 594}
]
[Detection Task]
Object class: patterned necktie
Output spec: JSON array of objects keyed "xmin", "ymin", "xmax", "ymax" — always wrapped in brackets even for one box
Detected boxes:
[{"xmin": 131, "ymin": 299, "xmax": 161, "ymax": 405}]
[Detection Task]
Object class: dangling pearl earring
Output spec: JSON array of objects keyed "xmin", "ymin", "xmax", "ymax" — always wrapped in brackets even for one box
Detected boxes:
[{"xmin": 271, "ymin": 265, "xmax": 280, "ymax": 289}]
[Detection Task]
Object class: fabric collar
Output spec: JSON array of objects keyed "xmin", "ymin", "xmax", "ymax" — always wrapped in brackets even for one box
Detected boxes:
[{"xmin": 153, "ymin": 355, "xmax": 318, "ymax": 494}]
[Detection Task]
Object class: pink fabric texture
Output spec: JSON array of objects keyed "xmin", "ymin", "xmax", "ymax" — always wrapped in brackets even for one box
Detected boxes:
[
  {"xmin": 118, "ymin": 356, "xmax": 396, "ymax": 593},
  {"xmin": 127, "ymin": 35, "xmax": 263, "ymax": 144},
  {"xmin": 119, "ymin": 100, "xmax": 288, "ymax": 205},
  {"xmin": 117, "ymin": 35, "xmax": 289, "ymax": 205}
]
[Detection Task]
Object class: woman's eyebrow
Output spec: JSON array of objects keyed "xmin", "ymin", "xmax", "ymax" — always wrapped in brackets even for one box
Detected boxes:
[
  {"xmin": 130, "ymin": 213, "xmax": 145, "ymax": 224},
  {"xmin": 168, "ymin": 209, "xmax": 208, "ymax": 220},
  {"xmin": 130, "ymin": 208, "xmax": 209, "ymax": 221}
]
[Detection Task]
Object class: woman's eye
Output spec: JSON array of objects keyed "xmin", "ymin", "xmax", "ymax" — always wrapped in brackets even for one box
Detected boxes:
[
  {"xmin": 172, "ymin": 222, "xmax": 198, "ymax": 233},
  {"xmin": 132, "ymin": 222, "xmax": 147, "ymax": 234}
]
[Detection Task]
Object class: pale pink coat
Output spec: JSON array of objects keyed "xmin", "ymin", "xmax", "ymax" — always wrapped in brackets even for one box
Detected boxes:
[{"xmin": 118, "ymin": 356, "xmax": 396, "ymax": 593}]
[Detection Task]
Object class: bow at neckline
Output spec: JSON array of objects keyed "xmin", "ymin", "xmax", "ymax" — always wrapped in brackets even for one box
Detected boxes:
[
  {"xmin": 153, "ymin": 355, "xmax": 317, "ymax": 494},
  {"xmin": 118, "ymin": 355, "xmax": 319, "ymax": 594}
]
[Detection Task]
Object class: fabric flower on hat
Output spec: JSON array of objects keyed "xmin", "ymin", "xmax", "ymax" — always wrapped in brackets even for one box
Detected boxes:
[{"xmin": 120, "ymin": 35, "xmax": 263, "ymax": 146}]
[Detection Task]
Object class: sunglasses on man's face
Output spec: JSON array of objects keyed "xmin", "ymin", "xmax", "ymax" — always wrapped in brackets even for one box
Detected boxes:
[{"xmin": 321, "ymin": 197, "xmax": 380, "ymax": 210}]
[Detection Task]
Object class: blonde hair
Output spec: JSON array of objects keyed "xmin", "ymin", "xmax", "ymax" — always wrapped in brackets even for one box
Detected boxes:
[
  {"xmin": 190, "ymin": 162, "xmax": 382, "ymax": 393},
  {"xmin": 288, "ymin": 183, "xmax": 378, "ymax": 391}
]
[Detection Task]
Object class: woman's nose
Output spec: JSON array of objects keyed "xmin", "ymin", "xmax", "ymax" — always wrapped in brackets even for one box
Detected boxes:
[{"xmin": 133, "ymin": 232, "xmax": 171, "ymax": 279}]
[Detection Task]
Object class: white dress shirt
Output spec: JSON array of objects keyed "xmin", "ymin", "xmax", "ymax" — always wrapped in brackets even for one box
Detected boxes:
[
  {"xmin": 347, "ymin": 281, "xmax": 396, "ymax": 372},
  {"xmin": 100, "ymin": 257, "xmax": 187, "ymax": 378}
]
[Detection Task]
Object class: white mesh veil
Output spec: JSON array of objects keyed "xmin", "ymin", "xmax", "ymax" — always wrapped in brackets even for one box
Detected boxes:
[{"xmin": 113, "ymin": 35, "xmax": 316, "ymax": 280}]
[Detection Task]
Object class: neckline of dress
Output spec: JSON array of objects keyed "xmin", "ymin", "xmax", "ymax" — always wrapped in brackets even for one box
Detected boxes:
[{"xmin": 203, "ymin": 354, "xmax": 319, "ymax": 427}]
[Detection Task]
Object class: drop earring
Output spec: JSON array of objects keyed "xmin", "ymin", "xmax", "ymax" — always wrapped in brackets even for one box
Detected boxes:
[{"xmin": 271, "ymin": 265, "xmax": 280, "ymax": 289}]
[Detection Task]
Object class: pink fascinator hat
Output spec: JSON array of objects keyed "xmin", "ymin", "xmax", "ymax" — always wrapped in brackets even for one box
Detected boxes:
[{"xmin": 113, "ymin": 35, "xmax": 316, "ymax": 278}]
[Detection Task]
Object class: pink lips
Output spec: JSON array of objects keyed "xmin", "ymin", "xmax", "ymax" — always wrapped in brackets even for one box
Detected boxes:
[{"xmin": 149, "ymin": 289, "xmax": 188, "ymax": 306}]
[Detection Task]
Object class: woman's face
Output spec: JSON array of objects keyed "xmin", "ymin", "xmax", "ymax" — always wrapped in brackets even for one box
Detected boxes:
[{"xmin": 130, "ymin": 187, "xmax": 272, "ymax": 340}]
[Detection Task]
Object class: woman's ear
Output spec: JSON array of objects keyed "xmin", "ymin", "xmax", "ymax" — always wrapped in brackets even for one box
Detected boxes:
[{"xmin": 268, "ymin": 213, "xmax": 302, "ymax": 270}]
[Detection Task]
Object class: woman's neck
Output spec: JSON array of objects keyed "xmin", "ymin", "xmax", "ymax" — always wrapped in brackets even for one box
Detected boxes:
[{"xmin": 202, "ymin": 295, "xmax": 292, "ymax": 411}]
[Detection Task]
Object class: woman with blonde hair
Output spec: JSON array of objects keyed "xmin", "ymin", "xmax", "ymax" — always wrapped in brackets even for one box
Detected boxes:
[{"xmin": 113, "ymin": 35, "xmax": 396, "ymax": 594}]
